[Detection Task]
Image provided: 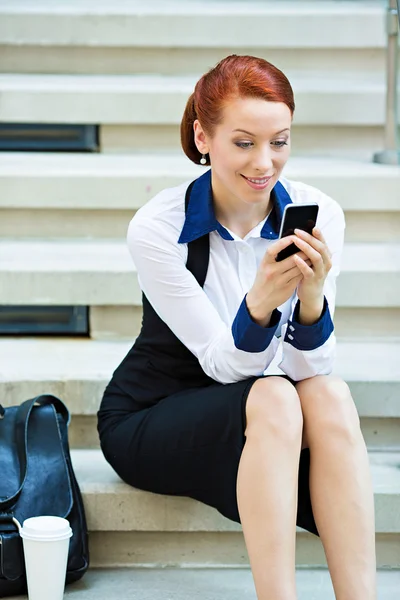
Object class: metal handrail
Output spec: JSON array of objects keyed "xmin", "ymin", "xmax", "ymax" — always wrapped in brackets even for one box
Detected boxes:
[{"xmin": 373, "ymin": 0, "xmax": 400, "ymax": 165}]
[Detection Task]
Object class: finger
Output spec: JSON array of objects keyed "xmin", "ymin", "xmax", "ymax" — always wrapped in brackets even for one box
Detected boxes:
[
  {"xmin": 280, "ymin": 251, "xmax": 310, "ymax": 273},
  {"xmin": 294, "ymin": 227, "xmax": 324, "ymax": 250},
  {"xmin": 292, "ymin": 237, "xmax": 325, "ymax": 274},
  {"xmin": 277, "ymin": 260, "xmax": 311, "ymax": 286},
  {"xmin": 293, "ymin": 254, "xmax": 315, "ymax": 279},
  {"xmin": 280, "ymin": 262, "xmax": 303, "ymax": 281},
  {"xmin": 313, "ymin": 227, "xmax": 328, "ymax": 246},
  {"xmin": 264, "ymin": 235, "xmax": 297, "ymax": 264},
  {"xmin": 312, "ymin": 229, "xmax": 333, "ymax": 267},
  {"xmin": 285, "ymin": 269, "xmax": 304, "ymax": 285},
  {"xmin": 294, "ymin": 228, "xmax": 332, "ymax": 262}
]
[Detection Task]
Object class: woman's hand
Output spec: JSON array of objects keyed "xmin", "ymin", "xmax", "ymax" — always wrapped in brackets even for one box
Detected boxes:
[
  {"xmin": 246, "ymin": 235, "xmax": 311, "ymax": 326},
  {"xmin": 292, "ymin": 227, "xmax": 332, "ymax": 307}
]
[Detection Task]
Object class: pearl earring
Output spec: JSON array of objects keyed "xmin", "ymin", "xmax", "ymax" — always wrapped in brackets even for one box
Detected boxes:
[{"xmin": 200, "ymin": 154, "xmax": 207, "ymax": 165}]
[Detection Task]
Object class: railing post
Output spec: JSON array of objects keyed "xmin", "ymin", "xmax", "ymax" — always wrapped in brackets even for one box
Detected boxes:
[{"xmin": 373, "ymin": 0, "xmax": 400, "ymax": 165}]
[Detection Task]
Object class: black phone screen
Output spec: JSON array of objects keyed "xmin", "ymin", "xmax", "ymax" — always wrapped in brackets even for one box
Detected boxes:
[{"xmin": 275, "ymin": 203, "xmax": 319, "ymax": 262}]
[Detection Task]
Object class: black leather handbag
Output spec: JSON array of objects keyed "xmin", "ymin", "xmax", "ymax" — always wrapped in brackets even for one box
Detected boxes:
[{"xmin": 0, "ymin": 394, "xmax": 89, "ymax": 597}]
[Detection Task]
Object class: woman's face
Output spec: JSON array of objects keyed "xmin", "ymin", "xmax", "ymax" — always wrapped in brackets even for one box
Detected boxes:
[{"xmin": 194, "ymin": 97, "xmax": 292, "ymax": 208}]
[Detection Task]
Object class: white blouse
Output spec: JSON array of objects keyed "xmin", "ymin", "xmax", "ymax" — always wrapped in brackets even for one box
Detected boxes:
[{"xmin": 127, "ymin": 168, "xmax": 345, "ymax": 383}]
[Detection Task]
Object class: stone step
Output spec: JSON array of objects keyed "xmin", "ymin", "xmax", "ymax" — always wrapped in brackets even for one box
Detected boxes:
[
  {"xmin": 1, "ymin": 239, "xmax": 399, "ymax": 308},
  {"xmin": 11, "ymin": 567, "xmax": 400, "ymax": 600},
  {"xmin": 0, "ymin": 1, "xmax": 387, "ymax": 92},
  {"xmin": 0, "ymin": 0, "xmax": 385, "ymax": 50},
  {"xmin": 1, "ymin": 153, "xmax": 399, "ymax": 210},
  {"xmin": 0, "ymin": 153, "xmax": 399, "ymax": 241},
  {"xmin": 0, "ymin": 2, "xmax": 392, "ymax": 160},
  {"xmin": 67, "ymin": 412, "xmax": 400, "ymax": 453},
  {"xmin": 88, "ymin": 305, "xmax": 400, "ymax": 342},
  {"xmin": 67, "ymin": 449, "xmax": 400, "ymax": 569},
  {"xmin": 0, "ymin": 43, "xmax": 389, "ymax": 79},
  {"xmin": 0, "ymin": 72, "xmax": 396, "ymax": 127},
  {"xmin": 1, "ymin": 338, "xmax": 399, "ymax": 451},
  {"xmin": 97, "ymin": 122, "xmax": 392, "ymax": 161}
]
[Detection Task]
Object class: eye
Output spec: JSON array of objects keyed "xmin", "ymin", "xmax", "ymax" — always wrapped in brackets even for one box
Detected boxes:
[
  {"xmin": 235, "ymin": 140, "xmax": 289, "ymax": 150},
  {"xmin": 235, "ymin": 142, "xmax": 253, "ymax": 149}
]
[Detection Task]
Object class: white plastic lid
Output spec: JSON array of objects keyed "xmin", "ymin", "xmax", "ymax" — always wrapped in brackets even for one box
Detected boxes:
[{"xmin": 20, "ymin": 516, "xmax": 73, "ymax": 542}]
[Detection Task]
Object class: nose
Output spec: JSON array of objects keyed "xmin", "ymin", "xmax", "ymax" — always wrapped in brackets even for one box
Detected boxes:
[{"xmin": 252, "ymin": 146, "xmax": 274, "ymax": 174}]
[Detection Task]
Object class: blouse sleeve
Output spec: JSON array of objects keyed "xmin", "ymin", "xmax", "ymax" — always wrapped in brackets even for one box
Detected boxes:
[{"xmin": 127, "ymin": 214, "xmax": 282, "ymax": 384}]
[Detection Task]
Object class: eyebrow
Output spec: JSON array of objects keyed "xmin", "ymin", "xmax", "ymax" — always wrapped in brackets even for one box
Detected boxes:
[{"xmin": 232, "ymin": 128, "xmax": 290, "ymax": 136}]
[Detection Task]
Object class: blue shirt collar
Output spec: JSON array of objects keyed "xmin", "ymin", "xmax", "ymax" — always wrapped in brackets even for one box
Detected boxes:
[{"xmin": 178, "ymin": 168, "xmax": 292, "ymax": 244}]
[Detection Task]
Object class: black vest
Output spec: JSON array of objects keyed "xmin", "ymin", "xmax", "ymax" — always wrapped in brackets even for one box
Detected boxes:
[{"xmin": 109, "ymin": 180, "xmax": 217, "ymax": 408}]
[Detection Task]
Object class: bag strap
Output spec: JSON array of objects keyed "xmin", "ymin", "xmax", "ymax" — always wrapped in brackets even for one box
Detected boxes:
[{"xmin": 0, "ymin": 395, "xmax": 69, "ymax": 511}]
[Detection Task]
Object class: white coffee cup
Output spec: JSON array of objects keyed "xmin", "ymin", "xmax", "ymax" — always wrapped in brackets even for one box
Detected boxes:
[{"xmin": 20, "ymin": 516, "xmax": 73, "ymax": 600}]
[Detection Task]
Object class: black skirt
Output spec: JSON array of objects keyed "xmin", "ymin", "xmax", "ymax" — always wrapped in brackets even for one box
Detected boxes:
[{"xmin": 97, "ymin": 374, "xmax": 319, "ymax": 537}]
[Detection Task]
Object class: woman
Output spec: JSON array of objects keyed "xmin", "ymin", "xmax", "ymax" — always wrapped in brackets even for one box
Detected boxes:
[{"xmin": 97, "ymin": 55, "xmax": 376, "ymax": 600}]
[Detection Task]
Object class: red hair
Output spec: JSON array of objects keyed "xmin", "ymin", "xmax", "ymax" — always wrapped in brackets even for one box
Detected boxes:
[{"xmin": 180, "ymin": 54, "xmax": 295, "ymax": 166}]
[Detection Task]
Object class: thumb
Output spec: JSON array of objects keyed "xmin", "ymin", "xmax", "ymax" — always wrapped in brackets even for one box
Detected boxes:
[{"xmin": 264, "ymin": 235, "xmax": 297, "ymax": 264}]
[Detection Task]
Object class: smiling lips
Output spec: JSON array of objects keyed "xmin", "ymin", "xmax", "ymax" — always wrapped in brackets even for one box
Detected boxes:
[
  {"xmin": 245, "ymin": 176, "xmax": 271, "ymax": 184},
  {"xmin": 241, "ymin": 174, "xmax": 272, "ymax": 189}
]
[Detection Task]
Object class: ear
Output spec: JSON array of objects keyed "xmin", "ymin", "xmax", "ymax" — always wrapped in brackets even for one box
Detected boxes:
[{"xmin": 193, "ymin": 120, "xmax": 209, "ymax": 154}]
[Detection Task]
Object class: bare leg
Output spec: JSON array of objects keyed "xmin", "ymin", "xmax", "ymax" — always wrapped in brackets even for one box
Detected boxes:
[
  {"xmin": 237, "ymin": 377, "xmax": 303, "ymax": 600},
  {"xmin": 297, "ymin": 375, "xmax": 377, "ymax": 600}
]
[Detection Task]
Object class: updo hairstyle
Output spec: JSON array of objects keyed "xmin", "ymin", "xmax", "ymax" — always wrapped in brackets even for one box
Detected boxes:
[{"xmin": 180, "ymin": 54, "xmax": 295, "ymax": 166}]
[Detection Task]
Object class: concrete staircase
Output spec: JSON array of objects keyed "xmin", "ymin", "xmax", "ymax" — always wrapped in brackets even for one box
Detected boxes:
[{"xmin": 1, "ymin": 0, "xmax": 399, "ymax": 598}]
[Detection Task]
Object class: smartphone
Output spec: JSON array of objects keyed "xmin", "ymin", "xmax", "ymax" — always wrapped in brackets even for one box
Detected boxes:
[{"xmin": 275, "ymin": 202, "xmax": 319, "ymax": 262}]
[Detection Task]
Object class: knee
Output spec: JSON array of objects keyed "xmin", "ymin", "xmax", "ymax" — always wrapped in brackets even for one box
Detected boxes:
[
  {"xmin": 244, "ymin": 376, "xmax": 303, "ymax": 442},
  {"xmin": 297, "ymin": 375, "xmax": 361, "ymax": 441}
]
